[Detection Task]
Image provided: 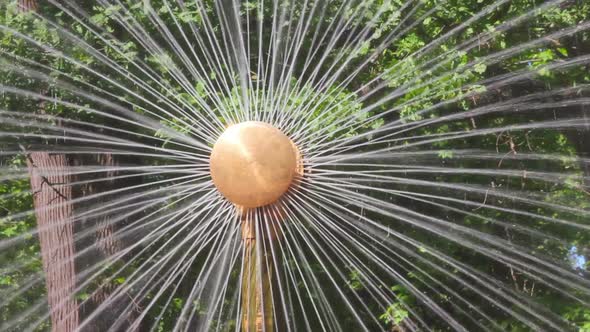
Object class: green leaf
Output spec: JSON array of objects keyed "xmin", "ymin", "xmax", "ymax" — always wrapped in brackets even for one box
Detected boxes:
[
  {"xmin": 474, "ymin": 63, "xmax": 487, "ymax": 74},
  {"xmin": 0, "ymin": 275, "xmax": 13, "ymax": 286},
  {"xmin": 438, "ymin": 150, "xmax": 453, "ymax": 159},
  {"xmin": 1, "ymin": 225, "xmax": 19, "ymax": 237}
]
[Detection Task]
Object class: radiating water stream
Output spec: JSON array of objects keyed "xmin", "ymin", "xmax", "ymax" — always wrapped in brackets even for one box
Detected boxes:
[{"xmin": 0, "ymin": 0, "xmax": 589, "ymax": 331}]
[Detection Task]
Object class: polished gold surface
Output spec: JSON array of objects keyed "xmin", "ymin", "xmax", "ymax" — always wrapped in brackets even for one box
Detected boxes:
[{"xmin": 210, "ymin": 121, "xmax": 298, "ymax": 208}]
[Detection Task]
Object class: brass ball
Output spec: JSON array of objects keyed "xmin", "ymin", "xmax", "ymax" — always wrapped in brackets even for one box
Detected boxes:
[{"xmin": 210, "ymin": 121, "xmax": 298, "ymax": 208}]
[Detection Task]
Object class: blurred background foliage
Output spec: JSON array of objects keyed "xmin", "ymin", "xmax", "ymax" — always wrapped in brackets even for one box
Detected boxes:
[{"xmin": 1, "ymin": 0, "xmax": 589, "ymax": 331}]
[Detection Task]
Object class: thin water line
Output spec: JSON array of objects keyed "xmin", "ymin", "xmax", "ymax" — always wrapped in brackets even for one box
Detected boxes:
[
  {"xmin": 0, "ymin": 165, "xmax": 206, "ymax": 184},
  {"xmin": 306, "ymin": 188, "xmax": 557, "ymax": 331},
  {"xmin": 0, "ymin": 20, "xmax": 221, "ymax": 142},
  {"xmin": 0, "ymin": 113, "xmax": 209, "ymax": 160},
  {"xmin": 0, "ymin": 163, "xmax": 206, "ymax": 178},
  {"xmin": 304, "ymin": 0, "xmax": 551, "ymax": 131},
  {"xmin": 143, "ymin": 0, "xmax": 235, "ymax": 115},
  {"xmin": 266, "ymin": 0, "xmax": 316, "ymax": 127},
  {"xmin": 272, "ymin": 0, "xmax": 354, "ymax": 129},
  {"xmin": 199, "ymin": 226, "xmax": 242, "ymax": 331},
  {"xmin": 301, "ymin": 197, "xmax": 497, "ymax": 331},
  {"xmin": 267, "ymin": 204, "xmax": 314, "ymax": 332},
  {"xmin": 2, "ymin": 0, "xmax": 588, "ymax": 328},
  {"xmin": 189, "ymin": 0, "xmax": 249, "ymax": 124},
  {"xmin": 304, "ymin": 181, "xmax": 590, "ymax": 305},
  {"xmin": 268, "ymin": 204, "xmax": 329, "ymax": 331},
  {"xmin": 44, "ymin": 1, "xmax": 226, "ymax": 138},
  {"xmin": 277, "ymin": 199, "xmax": 362, "ymax": 331},
  {"xmin": 307, "ymin": 64, "xmax": 590, "ymax": 156},
  {"xmin": 299, "ymin": 5, "xmax": 585, "ymax": 150},
  {"xmin": 307, "ymin": 46, "xmax": 590, "ymax": 156},
  {"xmin": 312, "ymin": 166, "xmax": 587, "ymax": 187},
  {"xmin": 260, "ymin": 207, "xmax": 291, "ymax": 332},
  {"xmin": 74, "ymin": 197, "xmax": 231, "ymax": 332},
  {"xmin": 282, "ymin": 1, "xmax": 451, "ymax": 138},
  {"xmin": 98, "ymin": 205, "xmax": 233, "ymax": 331},
  {"xmin": 309, "ymin": 149, "xmax": 590, "ymax": 170},
  {"xmin": 210, "ymin": 0, "xmax": 250, "ymax": 121},
  {"xmin": 0, "ymin": 173, "xmax": 211, "ymax": 248},
  {"xmin": 308, "ymin": 176, "xmax": 589, "ymax": 278},
  {"xmin": 234, "ymin": 212, "xmax": 247, "ymax": 332},
  {"xmin": 99, "ymin": 0, "xmax": 229, "ymax": 128},
  {"xmin": 310, "ymin": 117, "xmax": 590, "ymax": 166},
  {"xmin": 278, "ymin": 200, "xmax": 375, "ymax": 332},
  {"xmin": 311, "ymin": 167, "xmax": 589, "ymax": 199},
  {"xmin": 251, "ymin": 0, "xmax": 266, "ymax": 123},
  {"xmin": 47, "ymin": 0, "xmax": 226, "ymax": 134},
  {"xmin": 282, "ymin": 0, "xmax": 419, "ymax": 130},
  {"xmin": 0, "ymin": 180, "xmax": 211, "ymax": 279},
  {"xmin": 306, "ymin": 172, "xmax": 590, "ymax": 220},
  {"xmin": 299, "ymin": 182, "xmax": 569, "ymax": 330},
  {"xmin": 0, "ymin": 171, "xmax": 204, "ymax": 249},
  {"xmin": 390, "ymin": 190, "xmax": 570, "ymax": 247},
  {"xmin": 271, "ymin": 0, "xmax": 330, "ymax": 130},
  {"xmin": 258, "ymin": 0, "xmax": 284, "ymax": 122},
  {"xmin": 275, "ymin": 0, "xmax": 384, "ymax": 132},
  {"xmin": 208, "ymin": 235, "xmax": 243, "ymax": 332},
  {"xmin": 254, "ymin": 208, "xmax": 268, "ymax": 332},
  {"xmin": 0, "ymin": 147, "xmax": 206, "ymax": 163},
  {"xmin": 0, "ymin": 130, "xmax": 204, "ymax": 163},
  {"xmin": 0, "ymin": 50, "xmax": 216, "ymax": 147},
  {"xmin": 285, "ymin": 186, "xmax": 435, "ymax": 330},
  {"xmin": 124, "ymin": 207, "xmax": 237, "ymax": 331},
  {"xmin": 121, "ymin": 220, "xmax": 231, "ymax": 331},
  {"xmin": 0, "ymin": 55, "xmax": 217, "ymax": 149},
  {"xmin": 13, "ymin": 187, "xmax": 218, "ymax": 332},
  {"xmin": 0, "ymin": 80, "xmax": 211, "ymax": 152},
  {"xmin": 286, "ymin": 190, "xmax": 433, "ymax": 331}
]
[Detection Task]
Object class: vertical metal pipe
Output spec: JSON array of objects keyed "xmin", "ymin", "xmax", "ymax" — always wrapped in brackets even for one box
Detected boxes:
[{"xmin": 241, "ymin": 209, "xmax": 274, "ymax": 332}]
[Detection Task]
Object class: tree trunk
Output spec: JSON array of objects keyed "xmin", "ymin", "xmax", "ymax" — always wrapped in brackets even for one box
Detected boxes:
[
  {"xmin": 17, "ymin": 0, "xmax": 38, "ymax": 12},
  {"xmin": 74, "ymin": 153, "xmax": 142, "ymax": 331},
  {"xmin": 21, "ymin": 1, "xmax": 81, "ymax": 331},
  {"xmin": 19, "ymin": 0, "xmax": 141, "ymax": 329},
  {"xmin": 27, "ymin": 152, "xmax": 79, "ymax": 332}
]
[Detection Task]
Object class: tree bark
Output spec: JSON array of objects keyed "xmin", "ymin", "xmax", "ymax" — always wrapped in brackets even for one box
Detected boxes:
[
  {"xmin": 27, "ymin": 152, "xmax": 79, "ymax": 332},
  {"xmin": 21, "ymin": 1, "xmax": 81, "ymax": 331},
  {"xmin": 74, "ymin": 153, "xmax": 142, "ymax": 331},
  {"xmin": 17, "ymin": 0, "xmax": 38, "ymax": 12},
  {"xmin": 19, "ymin": 1, "xmax": 141, "ymax": 329}
]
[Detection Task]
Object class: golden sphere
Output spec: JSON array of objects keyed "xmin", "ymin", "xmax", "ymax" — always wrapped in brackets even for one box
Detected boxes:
[{"xmin": 210, "ymin": 121, "xmax": 298, "ymax": 208}]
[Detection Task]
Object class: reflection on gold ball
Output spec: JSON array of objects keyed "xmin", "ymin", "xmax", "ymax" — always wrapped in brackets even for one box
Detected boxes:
[{"xmin": 210, "ymin": 121, "xmax": 298, "ymax": 208}]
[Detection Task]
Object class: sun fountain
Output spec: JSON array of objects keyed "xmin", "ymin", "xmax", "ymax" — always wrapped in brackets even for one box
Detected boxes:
[
  {"xmin": 210, "ymin": 121, "xmax": 302, "ymax": 331},
  {"xmin": 210, "ymin": 121, "xmax": 300, "ymax": 209},
  {"xmin": 2, "ymin": 0, "xmax": 590, "ymax": 331}
]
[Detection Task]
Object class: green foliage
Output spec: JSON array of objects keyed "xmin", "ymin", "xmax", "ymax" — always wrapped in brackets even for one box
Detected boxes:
[
  {"xmin": 0, "ymin": 0, "xmax": 589, "ymax": 330},
  {"xmin": 0, "ymin": 155, "xmax": 45, "ymax": 331},
  {"xmin": 379, "ymin": 285, "xmax": 412, "ymax": 326}
]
